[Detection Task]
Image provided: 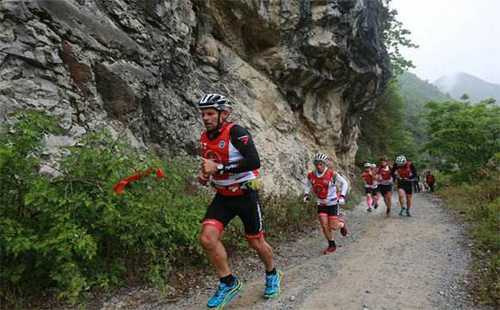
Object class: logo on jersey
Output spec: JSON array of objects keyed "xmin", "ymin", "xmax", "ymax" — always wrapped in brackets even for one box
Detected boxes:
[
  {"xmin": 313, "ymin": 185, "xmax": 325, "ymax": 196},
  {"xmin": 238, "ymin": 135, "xmax": 249, "ymax": 145},
  {"xmin": 219, "ymin": 141, "xmax": 225, "ymax": 148},
  {"xmin": 205, "ymin": 150, "xmax": 222, "ymax": 163}
]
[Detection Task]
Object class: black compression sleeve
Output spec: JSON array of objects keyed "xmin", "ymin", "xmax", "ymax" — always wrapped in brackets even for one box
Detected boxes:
[
  {"xmin": 390, "ymin": 165, "xmax": 397, "ymax": 179},
  {"xmin": 410, "ymin": 164, "xmax": 417, "ymax": 180},
  {"xmin": 222, "ymin": 125, "xmax": 260, "ymax": 173}
]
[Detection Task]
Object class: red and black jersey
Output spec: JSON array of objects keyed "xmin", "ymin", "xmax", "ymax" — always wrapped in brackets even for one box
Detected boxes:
[
  {"xmin": 306, "ymin": 168, "xmax": 339, "ymax": 205},
  {"xmin": 426, "ymin": 174, "xmax": 435, "ymax": 185},
  {"xmin": 361, "ymin": 170, "xmax": 377, "ymax": 188},
  {"xmin": 377, "ymin": 166, "xmax": 393, "ymax": 185},
  {"xmin": 200, "ymin": 122, "xmax": 260, "ymax": 195},
  {"xmin": 392, "ymin": 162, "xmax": 417, "ymax": 181}
]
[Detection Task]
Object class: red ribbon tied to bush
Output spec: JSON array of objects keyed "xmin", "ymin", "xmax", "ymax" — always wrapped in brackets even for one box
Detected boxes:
[{"xmin": 114, "ymin": 168, "xmax": 165, "ymax": 194}]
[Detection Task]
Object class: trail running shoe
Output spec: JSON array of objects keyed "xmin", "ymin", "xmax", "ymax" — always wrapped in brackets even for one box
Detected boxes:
[
  {"xmin": 374, "ymin": 203, "xmax": 378, "ymax": 209},
  {"xmin": 406, "ymin": 209, "xmax": 411, "ymax": 217},
  {"xmin": 386, "ymin": 208, "xmax": 391, "ymax": 218},
  {"xmin": 399, "ymin": 209, "xmax": 405, "ymax": 216},
  {"xmin": 264, "ymin": 270, "xmax": 283, "ymax": 299},
  {"xmin": 323, "ymin": 245, "xmax": 337, "ymax": 255},
  {"xmin": 367, "ymin": 207, "xmax": 373, "ymax": 212},
  {"xmin": 340, "ymin": 224, "xmax": 348, "ymax": 237},
  {"xmin": 207, "ymin": 278, "xmax": 243, "ymax": 309}
]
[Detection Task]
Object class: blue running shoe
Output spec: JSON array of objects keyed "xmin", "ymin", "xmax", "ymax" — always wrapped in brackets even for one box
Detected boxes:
[
  {"xmin": 263, "ymin": 270, "xmax": 282, "ymax": 300},
  {"xmin": 399, "ymin": 208, "xmax": 405, "ymax": 216},
  {"xmin": 207, "ymin": 278, "xmax": 243, "ymax": 309},
  {"xmin": 406, "ymin": 209, "xmax": 411, "ymax": 217}
]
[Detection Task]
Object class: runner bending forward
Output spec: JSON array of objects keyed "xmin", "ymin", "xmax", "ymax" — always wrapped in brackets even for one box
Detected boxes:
[
  {"xmin": 362, "ymin": 163, "xmax": 379, "ymax": 212},
  {"xmin": 392, "ymin": 155, "xmax": 417, "ymax": 217},
  {"xmin": 376, "ymin": 156, "xmax": 394, "ymax": 217},
  {"xmin": 197, "ymin": 93, "xmax": 282, "ymax": 309},
  {"xmin": 304, "ymin": 154, "xmax": 349, "ymax": 254}
]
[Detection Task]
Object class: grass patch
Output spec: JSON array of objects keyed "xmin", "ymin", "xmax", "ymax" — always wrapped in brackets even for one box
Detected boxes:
[{"xmin": 437, "ymin": 169, "xmax": 500, "ymax": 308}]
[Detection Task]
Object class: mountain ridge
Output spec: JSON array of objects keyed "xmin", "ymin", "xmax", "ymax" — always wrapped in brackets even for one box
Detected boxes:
[{"xmin": 434, "ymin": 72, "xmax": 500, "ymax": 103}]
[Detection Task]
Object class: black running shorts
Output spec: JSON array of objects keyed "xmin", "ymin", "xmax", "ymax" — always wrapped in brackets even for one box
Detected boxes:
[
  {"xmin": 317, "ymin": 204, "xmax": 340, "ymax": 217},
  {"xmin": 364, "ymin": 187, "xmax": 378, "ymax": 195},
  {"xmin": 204, "ymin": 191, "xmax": 263, "ymax": 236},
  {"xmin": 397, "ymin": 180, "xmax": 413, "ymax": 195},
  {"xmin": 378, "ymin": 184, "xmax": 393, "ymax": 196}
]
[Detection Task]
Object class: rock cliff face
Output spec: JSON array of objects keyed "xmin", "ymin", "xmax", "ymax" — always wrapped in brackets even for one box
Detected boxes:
[{"xmin": 0, "ymin": 0, "xmax": 390, "ymax": 190}]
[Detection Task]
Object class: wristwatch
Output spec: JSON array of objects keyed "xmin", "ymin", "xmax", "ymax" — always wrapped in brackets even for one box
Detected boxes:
[{"xmin": 217, "ymin": 164, "xmax": 224, "ymax": 174}]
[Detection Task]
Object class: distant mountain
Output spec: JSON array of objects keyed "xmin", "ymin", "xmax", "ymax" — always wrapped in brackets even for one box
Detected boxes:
[
  {"xmin": 396, "ymin": 71, "xmax": 452, "ymax": 143},
  {"xmin": 398, "ymin": 71, "xmax": 452, "ymax": 106},
  {"xmin": 434, "ymin": 72, "xmax": 500, "ymax": 103}
]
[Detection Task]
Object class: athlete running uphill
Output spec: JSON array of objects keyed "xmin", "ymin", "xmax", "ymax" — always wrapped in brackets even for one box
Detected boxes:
[
  {"xmin": 197, "ymin": 93, "xmax": 282, "ymax": 309},
  {"xmin": 392, "ymin": 155, "xmax": 417, "ymax": 217},
  {"xmin": 304, "ymin": 154, "xmax": 349, "ymax": 254},
  {"xmin": 362, "ymin": 163, "xmax": 379, "ymax": 212},
  {"xmin": 426, "ymin": 171, "xmax": 436, "ymax": 192},
  {"xmin": 376, "ymin": 156, "xmax": 394, "ymax": 217}
]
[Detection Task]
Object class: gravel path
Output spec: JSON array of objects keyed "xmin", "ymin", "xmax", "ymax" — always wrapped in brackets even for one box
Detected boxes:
[{"xmin": 99, "ymin": 193, "xmax": 481, "ymax": 310}]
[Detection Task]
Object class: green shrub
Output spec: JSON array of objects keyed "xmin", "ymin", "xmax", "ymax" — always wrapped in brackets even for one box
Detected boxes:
[
  {"xmin": 438, "ymin": 165, "xmax": 500, "ymax": 308},
  {"xmin": 0, "ymin": 111, "xmax": 336, "ymax": 307},
  {"xmin": 0, "ymin": 111, "xmax": 209, "ymax": 306}
]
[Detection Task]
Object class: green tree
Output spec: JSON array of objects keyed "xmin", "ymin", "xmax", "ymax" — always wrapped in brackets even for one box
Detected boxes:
[
  {"xmin": 424, "ymin": 100, "xmax": 500, "ymax": 180},
  {"xmin": 357, "ymin": 79, "xmax": 419, "ymax": 166},
  {"xmin": 379, "ymin": 0, "xmax": 419, "ymax": 75}
]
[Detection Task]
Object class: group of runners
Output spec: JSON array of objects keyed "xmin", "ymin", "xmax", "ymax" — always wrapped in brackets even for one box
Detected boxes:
[
  {"xmin": 195, "ymin": 92, "xmax": 434, "ymax": 309},
  {"xmin": 362, "ymin": 155, "xmax": 417, "ymax": 217},
  {"xmin": 361, "ymin": 157, "xmax": 436, "ymax": 217}
]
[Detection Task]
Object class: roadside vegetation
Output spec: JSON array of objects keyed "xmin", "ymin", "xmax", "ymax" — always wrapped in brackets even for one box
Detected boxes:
[
  {"xmin": 424, "ymin": 99, "xmax": 500, "ymax": 308},
  {"xmin": 0, "ymin": 111, "xmax": 316, "ymax": 308}
]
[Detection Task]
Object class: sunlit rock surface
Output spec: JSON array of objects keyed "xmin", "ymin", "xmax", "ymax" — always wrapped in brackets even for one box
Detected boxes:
[{"xmin": 0, "ymin": 0, "xmax": 390, "ymax": 190}]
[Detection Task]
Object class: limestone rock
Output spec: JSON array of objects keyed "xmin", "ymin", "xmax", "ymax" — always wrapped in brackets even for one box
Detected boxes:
[{"xmin": 0, "ymin": 0, "xmax": 390, "ymax": 191}]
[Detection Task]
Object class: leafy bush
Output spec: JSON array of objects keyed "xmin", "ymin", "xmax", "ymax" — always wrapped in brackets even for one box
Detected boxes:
[
  {"xmin": 424, "ymin": 100, "xmax": 500, "ymax": 181},
  {"xmin": 0, "ymin": 111, "xmax": 324, "ymax": 307},
  {"xmin": 438, "ymin": 162, "xmax": 500, "ymax": 308},
  {"xmin": 0, "ymin": 111, "xmax": 209, "ymax": 305}
]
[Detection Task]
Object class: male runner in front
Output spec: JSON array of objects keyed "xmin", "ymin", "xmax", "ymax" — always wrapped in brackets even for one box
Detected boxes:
[{"xmin": 197, "ymin": 93, "xmax": 282, "ymax": 309}]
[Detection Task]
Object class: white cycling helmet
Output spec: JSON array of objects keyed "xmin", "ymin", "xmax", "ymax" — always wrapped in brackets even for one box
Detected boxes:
[
  {"xmin": 313, "ymin": 153, "xmax": 328, "ymax": 163},
  {"xmin": 370, "ymin": 163, "xmax": 377, "ymax": 168},
  {"xmin": 363, "ymin": 162, "xmax": 372, "ymax": 168},
  {"xmin": 198, "ymin": 93, "xmax": 232, "ymax": 112},
  {"xmin": 396, "ymin": 155, "xmax": 407, "ymax": 166}
]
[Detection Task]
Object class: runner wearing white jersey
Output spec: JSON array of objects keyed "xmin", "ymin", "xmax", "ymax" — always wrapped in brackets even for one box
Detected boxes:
[{"xmin": 304, "ymin": 154, "xmax": 349, "ymax": 254}]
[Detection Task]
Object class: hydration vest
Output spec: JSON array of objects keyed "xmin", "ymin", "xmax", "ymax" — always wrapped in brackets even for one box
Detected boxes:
[
  {"xmin": 377, "ymin": 166, "xmax": 393, "ymax": 185},
  {"xmin": 200, "ymin": 122, "xmax": 258, "ymax": 195},
  {"xmin": 307, "ymin": 168, "xmax": 338, "ymax": 205},
  {"xmin": 397, "ymin": 162, "xmax": 412, "ymax": 179},
  {"xmin": 362, "ymin": 170, "xmax": 376, "ymax": 187}
]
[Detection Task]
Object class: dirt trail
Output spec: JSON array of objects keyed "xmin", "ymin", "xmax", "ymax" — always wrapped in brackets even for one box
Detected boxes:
[
  {"xmin": 102, "ymin": 193, "xmax": 476, "ymax": 310},
  {"xmin": 227, "ymin": 193, "xmax": 472, "ymax": 310}
]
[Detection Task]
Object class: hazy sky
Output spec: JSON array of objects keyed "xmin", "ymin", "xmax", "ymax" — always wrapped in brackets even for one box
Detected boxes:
[{"xmin": 392, "ymin": 0, "xmax": 500, "ymax": 85}]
